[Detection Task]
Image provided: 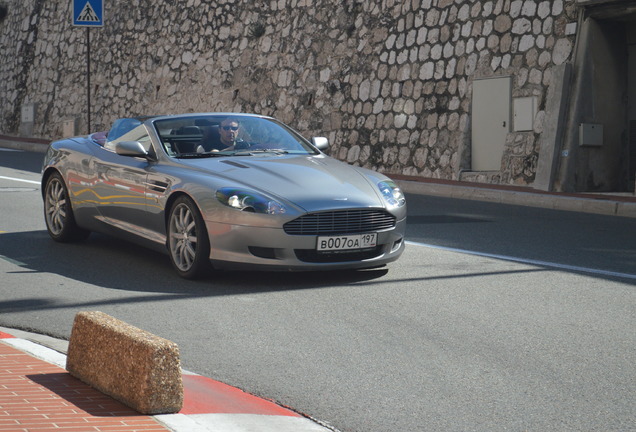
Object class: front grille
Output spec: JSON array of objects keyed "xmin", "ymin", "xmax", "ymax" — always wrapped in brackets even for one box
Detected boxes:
[{"xmin": 283, "ymin": 209, "xmax": 396, "ymax": 235}]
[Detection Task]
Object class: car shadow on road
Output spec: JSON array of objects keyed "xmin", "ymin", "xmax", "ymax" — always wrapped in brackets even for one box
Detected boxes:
[{"xmin": 0, "ymin": 230, "xmax": 390, "ymax": 299}]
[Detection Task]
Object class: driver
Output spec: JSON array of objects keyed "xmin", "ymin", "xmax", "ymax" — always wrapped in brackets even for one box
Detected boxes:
[
  {"xmin": 197, "ymin": 118, "xmax": 247, "ymax": 152},
  {"xmin": 218, "ymin": 118, "xmax": 241, "ymax": 148}
]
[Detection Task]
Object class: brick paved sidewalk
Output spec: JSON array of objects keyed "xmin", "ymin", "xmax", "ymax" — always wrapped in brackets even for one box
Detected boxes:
[{"xmin": 0, "ymin": 342, "xmax": 170, "ymax": 432}]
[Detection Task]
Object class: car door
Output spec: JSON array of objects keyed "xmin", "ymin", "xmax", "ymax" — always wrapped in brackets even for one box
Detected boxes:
[{"xmin": 92, "ymin": 124, "xmax": 157, "ymax": 239}]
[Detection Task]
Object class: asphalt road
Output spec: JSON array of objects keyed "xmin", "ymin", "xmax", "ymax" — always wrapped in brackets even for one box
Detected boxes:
[{"xmin": 1, "ymin": 148, "xmax": 635, "ymax": 432}]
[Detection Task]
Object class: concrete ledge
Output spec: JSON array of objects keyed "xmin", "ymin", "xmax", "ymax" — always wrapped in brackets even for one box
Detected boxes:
[
  {"xmin": 616, "ymin": 201, "xmax": 636, "ymax": 218},
  {"xmin": 0, "ymin": 135, "xmax": 50, "ymax": 153},
  {"xmin": 397, "ymin": 179, "xmax": 636, "ymax": 218},
  {"xmin": 66, "ymin": 311, "xmax": 183, "ymax": 414}
]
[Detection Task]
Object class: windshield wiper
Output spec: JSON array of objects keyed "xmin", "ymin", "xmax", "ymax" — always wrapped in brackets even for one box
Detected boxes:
[
  {"xmin": 175, "ymin": 152, "xmax": 226, "ymax": 159},
  {"xmin": 232, "ymin": 149, "xmax": 290, "ymax": 156}
]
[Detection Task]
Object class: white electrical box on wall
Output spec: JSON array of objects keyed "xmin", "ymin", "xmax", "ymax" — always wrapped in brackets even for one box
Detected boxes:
[
  {"xmin": 513, "ymin": 97, "xmax": 537, "ymax": 131},
  {"xmin": 63, "ymin": 119, "xmax": 77, "ymax": 137},
  {"xmin": 21, "ymin": 104, "xmax": 35, "ymax": 123},
  {"xmin": 579, "ymin": 123, "xmax": 603, "ymax": 146}
]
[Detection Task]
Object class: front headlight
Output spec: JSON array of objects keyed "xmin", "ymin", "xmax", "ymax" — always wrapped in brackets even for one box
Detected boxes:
[
  {"xmin": 216, "ymin": 187, "xmax": 286, "ymax": 214},
  {"xmin": 378, "ymin": 180, "xmax": 406, "ymax": 208}
]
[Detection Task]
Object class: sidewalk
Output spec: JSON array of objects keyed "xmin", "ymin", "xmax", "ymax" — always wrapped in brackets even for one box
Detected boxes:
[
  {"xmin": 2, "ymin": 133, "xmax": 635, "ymax": 219},
  {"xmin": 0, "ymin": 328, "xmax": 333, "ymax": 432}
]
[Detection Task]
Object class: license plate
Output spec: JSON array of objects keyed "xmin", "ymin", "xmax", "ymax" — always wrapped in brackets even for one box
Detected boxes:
[{"xmin": 317, "ymin": 233, "xmax": 377, "ymax": 251}]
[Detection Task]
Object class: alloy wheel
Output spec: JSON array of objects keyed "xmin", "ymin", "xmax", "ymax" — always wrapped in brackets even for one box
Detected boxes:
[
  {"xmin": 45, "ymin": 177, "xmax": 68, "ymax": 236},
  {"xmin": 169, "ymin": 202, "xmax": 198, "ymax": 272}
]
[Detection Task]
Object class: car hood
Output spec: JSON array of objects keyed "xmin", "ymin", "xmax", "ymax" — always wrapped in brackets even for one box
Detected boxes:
[{"xmin": 181, "ymin": 155, "xmax": 385, "ymax": 212}]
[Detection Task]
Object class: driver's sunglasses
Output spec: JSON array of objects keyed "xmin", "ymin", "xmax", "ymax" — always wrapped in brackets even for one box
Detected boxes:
[{"xmin": 222, "ymin": 126, "xmax": 239, "ymax": 131}]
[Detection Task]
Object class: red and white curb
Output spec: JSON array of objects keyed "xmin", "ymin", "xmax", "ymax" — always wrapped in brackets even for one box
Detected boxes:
[
  {"xmin": 1, "ymin": 331, "xmax": 67, "ymax": 368},
  {"xmin": 157, "ymin": 372, "xmax": 333, "ymax": 432},
  {"xmin": 0, "ymin": 329, "xmax": 335, "ymax": 432}
]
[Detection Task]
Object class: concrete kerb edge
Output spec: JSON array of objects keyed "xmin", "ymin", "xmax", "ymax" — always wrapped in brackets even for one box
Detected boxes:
[
  {"xmin": 396, "ymin": 179, "xmax": 636, "ymax": 218},
  {"xmin": 616, "ymin": 202, "xmax": 636, "ymax": 218},
  {"xmin": 2, "ymin": 337, "xmax": 67, "ymax": 368},
  {"xmin": 0, "ymin": 326, "xmax": 69, "ymax": 354},
  {"xmin": 0, "ymin": 137, "xmax": 49, "ymax": 153}
]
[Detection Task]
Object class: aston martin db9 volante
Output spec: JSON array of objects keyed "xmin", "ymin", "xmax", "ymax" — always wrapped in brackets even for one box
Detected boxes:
[{"xmin": 42, "ymin": 113, "xmax": 406, "ymax": 279}]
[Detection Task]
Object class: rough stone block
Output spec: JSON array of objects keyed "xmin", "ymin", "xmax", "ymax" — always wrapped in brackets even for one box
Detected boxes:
[{"xmin": 66, "ymin": 311, "xmax": 183, "ymax": 414}]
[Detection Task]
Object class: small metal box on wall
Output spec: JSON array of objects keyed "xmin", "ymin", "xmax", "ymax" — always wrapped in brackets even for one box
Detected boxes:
[
  {"xmin": 19, "ymin": 103, "xmax": 36, "ymax": 136},
  {"xmin": 513, "ymin": 97, "xmax": 537, "ymax": 132},
  {"xmin": 579, "ymin": 123, "xmax": 603, "ymax": 146},
  {"xmin": 63, "ymin": 118, "xmax": 77, "ymax": 137}
]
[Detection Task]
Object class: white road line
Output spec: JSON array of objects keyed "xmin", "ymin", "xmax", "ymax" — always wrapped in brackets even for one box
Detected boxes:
[
  {"xmin": 0, "ymin": 175, "xmax": 40, "ymax": 185},
  {"xmin": 407, "ymin": 240, "xmax": 636, "ymax": 280}
]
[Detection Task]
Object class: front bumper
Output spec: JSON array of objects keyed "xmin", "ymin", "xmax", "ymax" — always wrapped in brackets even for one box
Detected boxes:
[{"xmin": 204, "ymin": 217, "xmax": 406, "ymax": 271}]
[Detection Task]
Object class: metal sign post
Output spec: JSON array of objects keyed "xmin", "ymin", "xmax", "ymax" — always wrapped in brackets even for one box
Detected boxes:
[
  {"xmin": 86, "ymin": 28, "xmax": 91, "ymax": 132},
  {"xmin": 72, "ymin": 0, "xmax": 104, "ymax": 134}
]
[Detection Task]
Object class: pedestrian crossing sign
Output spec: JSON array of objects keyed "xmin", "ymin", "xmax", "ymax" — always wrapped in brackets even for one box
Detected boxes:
[{"xmin": 73, "ymin": 0, "xmax": 103, "ymax": 27}]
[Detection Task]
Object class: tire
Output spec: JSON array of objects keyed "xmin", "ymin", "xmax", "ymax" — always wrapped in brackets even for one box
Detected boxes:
[
  {"xmin": 167, "ymin": 196, "xmax": 211, "ymax": 279},
  {"xmin": 43, "ymin": 172, "xmax": 90, "ymax": 242}
]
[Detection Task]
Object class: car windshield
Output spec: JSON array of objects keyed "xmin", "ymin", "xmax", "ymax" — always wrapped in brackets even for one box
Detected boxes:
[{"xmin": 152, "ymin": 115, "xmax": 319, "ymax": 158}]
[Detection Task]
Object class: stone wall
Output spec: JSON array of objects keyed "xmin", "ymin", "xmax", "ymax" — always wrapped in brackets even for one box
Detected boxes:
[{"xmin": 0, "ymin": 0, "xmax": 579, "ymax": 185}]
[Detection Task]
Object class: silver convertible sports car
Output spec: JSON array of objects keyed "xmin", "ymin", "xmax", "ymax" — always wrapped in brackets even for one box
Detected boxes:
[{"xmin": 41, "ymin": 113, "xmax": 406, "ymax": 279}]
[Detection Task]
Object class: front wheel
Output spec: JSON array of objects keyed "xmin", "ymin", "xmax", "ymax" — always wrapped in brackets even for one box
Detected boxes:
[
  {"xmin": 43, "ymin": 172, "xmax": 90, "ymax": 242},
  {"xmin": 167, "ymin": 196, "xmax": 211, "ymax": 279}
]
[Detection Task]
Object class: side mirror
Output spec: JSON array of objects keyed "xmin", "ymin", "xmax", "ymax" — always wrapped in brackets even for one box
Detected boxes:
[
  {"xmin": 311, "ymin": 137, "xmax": 329, "ymax": 151},
  {"xmin": 115, "ymin": 141, "xmax": 149, "ymax": 158}
]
